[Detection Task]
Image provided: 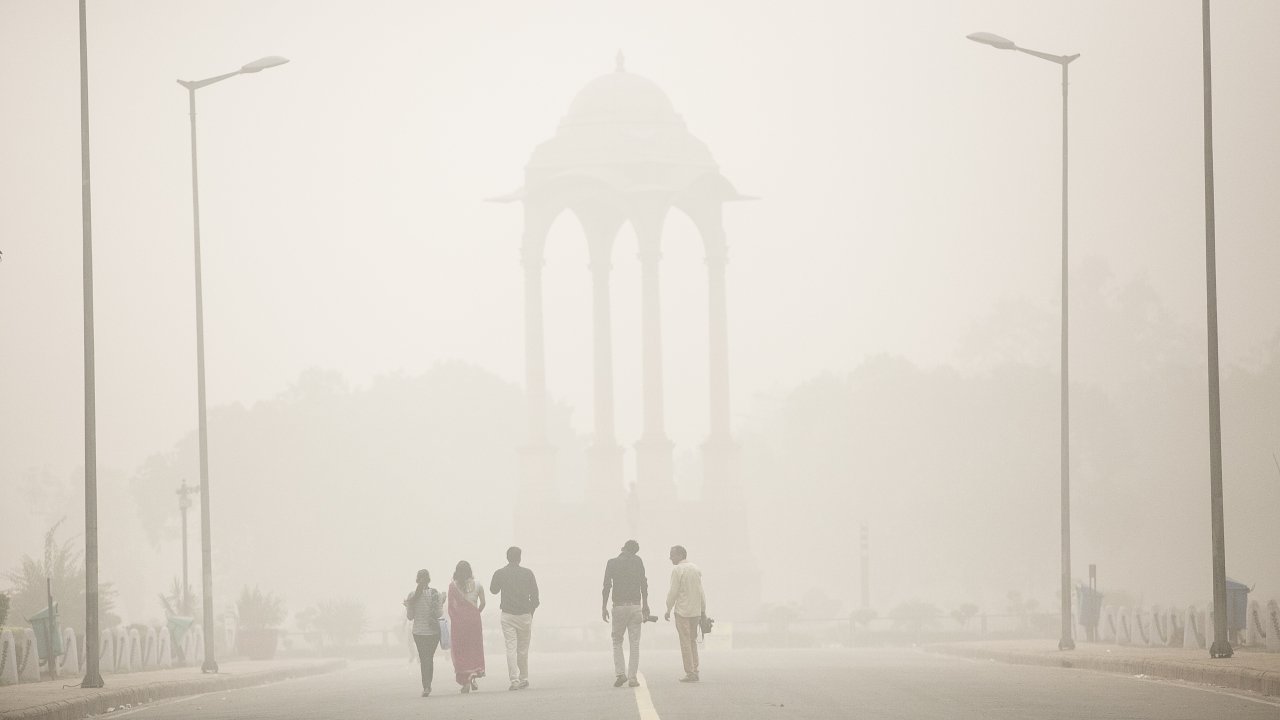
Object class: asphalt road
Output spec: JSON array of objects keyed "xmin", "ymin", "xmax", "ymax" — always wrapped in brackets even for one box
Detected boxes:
[{"xmin": 109, "ymin": 647, "xmax": 1280, "ymax": 719}]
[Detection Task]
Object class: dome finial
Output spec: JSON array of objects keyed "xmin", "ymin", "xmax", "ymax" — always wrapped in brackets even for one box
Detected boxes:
[{"xmin": 615, "ymin": 49, "xmax": 625, "ymax": 72}]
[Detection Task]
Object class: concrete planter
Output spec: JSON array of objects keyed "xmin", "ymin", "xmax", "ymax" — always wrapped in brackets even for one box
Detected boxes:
[{"xmin": 237, "ymin": 628, "xmax": 279, "ymax": 660}]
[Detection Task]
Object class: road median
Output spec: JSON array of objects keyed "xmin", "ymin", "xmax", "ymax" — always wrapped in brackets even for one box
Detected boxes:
[
  {"xmin": 928, "ymin": 639, "xmax": 1280, "ymax": 698},
  {"xmin": 0, "ymin": 658, "xmax": 346, "ymax": 720}
]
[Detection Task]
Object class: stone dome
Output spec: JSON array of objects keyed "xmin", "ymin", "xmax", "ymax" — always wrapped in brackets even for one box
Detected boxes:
[
  {"xmin": 561, "ymin": 66, "xmax": 681, "ymax": 127},
  {"xmin": 491, "ymin": 54, "xmax": 748, "ymax": 206}
]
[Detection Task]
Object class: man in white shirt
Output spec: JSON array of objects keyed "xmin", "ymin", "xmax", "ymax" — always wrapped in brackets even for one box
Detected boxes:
[{"xmin": 664, "ymin": 545, "xmax": 705, "ymax": 682}]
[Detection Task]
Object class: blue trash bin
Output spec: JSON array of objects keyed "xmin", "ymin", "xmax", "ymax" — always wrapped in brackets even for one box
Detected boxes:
[
  {"xmin": 1225, "ymin": 578, "xmax": 1249, "ymax": 633},
  {"xmin": 27, "ymin": 602, "xmax": 63, "ymax": 662}
]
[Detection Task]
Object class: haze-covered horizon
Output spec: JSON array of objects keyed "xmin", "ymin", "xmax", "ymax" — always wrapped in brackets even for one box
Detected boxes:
[{"xmin": 2, "ymin": 0, "xmax": 1279, "ymax": 635}]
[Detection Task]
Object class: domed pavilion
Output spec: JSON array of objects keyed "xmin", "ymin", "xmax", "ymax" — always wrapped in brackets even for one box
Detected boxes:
[{"xmin": 492, "ymin": 54, "xmax": 757, "ymax": 616}]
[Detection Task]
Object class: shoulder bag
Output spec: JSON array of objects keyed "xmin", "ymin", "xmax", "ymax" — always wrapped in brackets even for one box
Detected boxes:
[{"xmin": 436, "ymin": 590, "xmax": 451, "ymax": 649}]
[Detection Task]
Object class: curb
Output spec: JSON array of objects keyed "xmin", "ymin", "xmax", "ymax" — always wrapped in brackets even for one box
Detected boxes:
[
  {"xmin": 0, "ymin": 660, "xmax": 347, "ymax": 720},
  {"xmin": 928, "ymin": 644, "xmax": 1280, "ymax": 698}
]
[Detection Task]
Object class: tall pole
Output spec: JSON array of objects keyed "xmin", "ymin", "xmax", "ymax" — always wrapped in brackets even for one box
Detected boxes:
[
  {"xmin": 45, "ymin": 578, "xmax": 58, "ymax": 681},
  {"xmin": 968, "ymin": 31, "xmax": 1079, "ymax": 651},
  {"xmin": 187, "ymin": 85, "xmax": 219, "ymax": 674},
  {"xmin": 1202, "ymin": 0, "xmax": 1232, "ymax": 660},
  {"xmin": 178, "ymin": 481, "xmax": 193, "ymax": 614},
  {"xmin": 182, "ymin": 497, "xmax": 189, "ymax": 612},
  {"xmin": 78, "ymin": 0, "xmax": 104, "ymax": 689},
  {"xmin": 1058, "ymin": 58, "xmax": 1075, "ymax": 652},
  {"xmin": 859, "ymin": 523, "xmax": 870, "ymax": 610},
  {"xmin": 173, "ymin": 59, "xmax": 286, "ymax": 671}
]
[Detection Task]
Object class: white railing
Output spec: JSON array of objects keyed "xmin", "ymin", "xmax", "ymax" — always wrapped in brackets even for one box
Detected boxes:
[
  {"xmin": 0, "ymin": 619, "xmax": 206, "ymax": 684},
  {"xmin": 1094, "ymin": 596, "xmax": 1280, "ymax": 652},
  {"xmin": 1266, "ymin": 599, "xmax": 1280, "ymax": 652},
  {"xmin": 0, "ymin": 629, "xmax": 18, "ymax": 685},
  {"xmin": 57, "ymin": 626, "xmax": 80, "ymax": 677}
]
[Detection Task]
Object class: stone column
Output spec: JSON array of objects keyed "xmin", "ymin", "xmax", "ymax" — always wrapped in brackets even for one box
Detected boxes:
[
  {"xmin": 635, "ymin": 243, "xmax": 675, "ymax": 506},
  {"xmin": 699, "ymin": 220, "xmax": 741, "ymax": 510},
  {"xmin": 590, "ymin": 260, "xmax": 617, "ymax": 444},
  {"xmin": 516, "ymin": 241, "xmax": 555, "ymax": 542},
  {"xmin": 705, "ymin": 241, "xmax": 732, "ymax": 443},
  {"xmin": 522, "ymin": 247, "xmax": 548, "ymax": 444},
  {"xmin": 588, "ymin": 258, "xmax": 624, "ymax": 505},
  {"xmin": 700, "ymin": 225, "xmax": 757, "ymax": 617}
]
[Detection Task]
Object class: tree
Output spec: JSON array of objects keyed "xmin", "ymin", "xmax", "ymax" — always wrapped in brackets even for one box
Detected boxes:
[
  {"xmin": 1006, "ymin": 591, "xmax": 1040, "ymax": 631},
  {"xmin": 158, "ymin": 577, "xmax": 200, "ymax": 618},
  {"xmin": 126, "ymin": 363, "xmax": 561, "ymax": 618},
  {"xmin": 4, "ymin": 520, "xmax": 116, "ymax": 638},
  {"xmin": 890, "ymin": 601, "xmax": 941, "ymax": 634},
  {"xmin": 850, "ymin": 607, "xmax": 877, "ymax": 629},
  {"xmin": 951, "ymin": 603, "xmax": 979, "ymax": 630},
  {"xmin": 297, "ymin": 599, "xmax": 367, "ymax": 647}
]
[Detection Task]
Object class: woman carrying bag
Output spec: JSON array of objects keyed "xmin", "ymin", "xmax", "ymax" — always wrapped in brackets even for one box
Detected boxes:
[{"xmin": 404, "ymin": 569, "xmax": 444, "ymax": 697}]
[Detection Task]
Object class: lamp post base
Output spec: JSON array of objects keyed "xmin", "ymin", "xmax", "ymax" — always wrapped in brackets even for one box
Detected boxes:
[
  {"xmin": 202, "ymin": 660, "xmax": 220, "ymax": 674},
  {"xmin": 1209, "ymin": 640, "xmax": 1233, "ymax": 659},
  {"xmin": 1058, "ymin": 637, "xmax": 1075, "ymax": 651},
  {"xmin": 80, "ymin": 672, "xmax": 104, "ymax": 689}
]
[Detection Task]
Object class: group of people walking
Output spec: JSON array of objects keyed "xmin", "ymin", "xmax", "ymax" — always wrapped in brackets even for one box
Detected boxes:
[
  {"xmin": 404, "ymin": 541, "xmax": 707, "ymax": 698},
  {"xmin": 404, "ymin": 547, "xmax": 537, "ymax": 696}
]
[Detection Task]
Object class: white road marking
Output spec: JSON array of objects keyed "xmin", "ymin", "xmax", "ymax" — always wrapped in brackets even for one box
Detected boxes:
[
  {"xmin": 106, "ymin": 690, "xmax": 212, "ymax": 717},
  {"xmin": 632, "ymin": 672, "xmax": 662, "ymax": 720},
  {"xmin": 924, "ymin": 647, "xmax": 1280, "ymax": 708},
  {"xmin": 1128, "ymin": 674, "xmax": 1280, "ymax": 708}
]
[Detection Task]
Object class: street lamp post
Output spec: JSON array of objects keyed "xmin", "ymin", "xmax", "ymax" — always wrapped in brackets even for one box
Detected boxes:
[
  {"xmin": 968, "ymin": 31, "xmax": 1080, "ymax": 651},
  {"xmin": 177, "ymin": 480, "xmax": 197, "ymax": 614},
  {"xmin": 77, "ymin": 0, "xmax": 104, "ymax": 689},
  {"xmin": 1200, "ymin": 0, "xmax": 1232, "ymax": 660},
  {"xmin": 178, "ymin": 55, "xmax": 289, "ymax": 674}
]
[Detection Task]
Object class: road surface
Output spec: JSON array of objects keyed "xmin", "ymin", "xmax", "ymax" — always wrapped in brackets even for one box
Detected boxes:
[{"xmin": 108, "ymin": 647, "xmax": 1279, "ymax": 719}]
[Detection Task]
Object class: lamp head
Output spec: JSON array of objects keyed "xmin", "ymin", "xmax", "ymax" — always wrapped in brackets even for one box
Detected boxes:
[
  {"xmin": 967, "ymin": 32, "xmax": 1016, "ymax": 50},
  {"xmin": 240, "ymin": 56, "xmax": 290, "ymax": 73}
]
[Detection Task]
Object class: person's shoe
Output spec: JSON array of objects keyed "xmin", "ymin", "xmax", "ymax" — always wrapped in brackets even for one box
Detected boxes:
[
  {"xmin": 461, "ymin": 683, "xmax": 470, "ymax": 694},
  {"xmin": 517, "ymin": 679, "xmax": 529, "ymax": 689},
  {"xmin": 679, "ymin": 673, "xmax": 699, "ymax": 683},
  {"xmin": 508, "ymin": 681, "xmax": 521, "ymax": 691},
  {"xmin": 614, "ymin": 675, "xmax": 627, "ymax": 688},
  {"xmin": 470, "ymin": 677, "xmax": 479, "ymax": 691},
  {"xmin": 628, "ymin": 677, "xmax": 640, "ymax": 688},
  {"xmin": 421, "ymin": 690, "xmax": 431, "ymax": 697}
]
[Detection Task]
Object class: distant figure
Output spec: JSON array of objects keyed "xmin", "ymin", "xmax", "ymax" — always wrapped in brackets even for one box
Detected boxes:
[
  {"xmin": 403, "ymin": 569, "xmax": 444, "ymax": 697},
  {"xmin": 489, "ymin": 546, "xmax": 539, "ymax": 690},
  {"xmin": 448, "ymin": 560, "xmax": 487, "ymax": 693},
  {"xmin": 602, "ymin": 539, "xmax": 649, "ymax": 688},
  {"xmin": 664, "ymin": 545, "xmax": 705, "ymax": 682}
]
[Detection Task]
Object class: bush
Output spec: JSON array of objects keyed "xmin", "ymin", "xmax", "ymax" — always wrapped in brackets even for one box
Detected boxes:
[
  {"xmin": 235, "ymin": 586, "xmax": 285, "ymax": 631},
  {"xmin": 4, "ymin": 520, "xmax": 116, "ymax": 638},
  {"xmin": 890, "ymin": 600, "xmax": 941, "ymax": 633}
]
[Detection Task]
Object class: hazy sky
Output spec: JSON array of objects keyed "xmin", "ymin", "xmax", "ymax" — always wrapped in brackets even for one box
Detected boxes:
[{"xmin": 2, "ymin": 0, "xmax": 1279, "ymax": 586}]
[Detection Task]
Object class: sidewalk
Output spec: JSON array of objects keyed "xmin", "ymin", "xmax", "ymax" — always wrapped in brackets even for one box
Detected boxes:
[
  {"xmin": 0, "ymin": 658, "xmax": 346, "ymax": 720},
  {"xmin": 928, "ymin": 639, "xmax": 1280, "ymax": 698}
]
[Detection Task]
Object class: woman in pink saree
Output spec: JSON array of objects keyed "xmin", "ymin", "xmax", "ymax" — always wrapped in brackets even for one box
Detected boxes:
[{"xmin": 448, "ymin": 560, "xmax": 486, "ymax": 693}]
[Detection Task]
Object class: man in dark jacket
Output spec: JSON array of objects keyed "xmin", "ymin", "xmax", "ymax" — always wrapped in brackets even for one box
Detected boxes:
[
  {"xmin": 602, "ymin": 539, "xmax": 649, "ymax": 687},
  {"xmin": 490, "ymin": 546, "xmax": 539, "ymax": 690}
]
